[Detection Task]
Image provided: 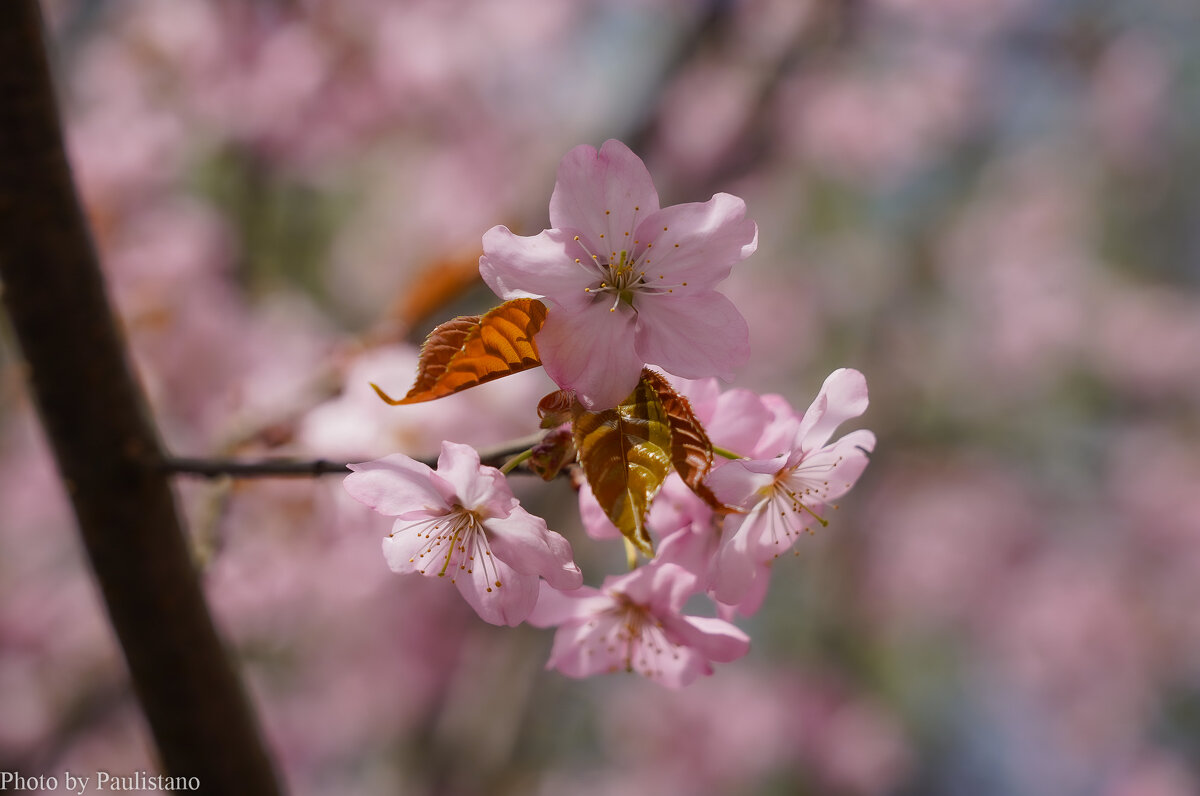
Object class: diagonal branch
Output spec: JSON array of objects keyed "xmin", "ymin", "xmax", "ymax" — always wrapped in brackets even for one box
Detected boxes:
[{"xmin": 0, "ymin": 3, "xmax": 281, "ymax": 792}]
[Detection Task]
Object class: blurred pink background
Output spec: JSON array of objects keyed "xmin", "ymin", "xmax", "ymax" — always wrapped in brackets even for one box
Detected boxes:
[{"xmin": 3, "ymin": 1, "xmax": 1200, "ymax": 793}]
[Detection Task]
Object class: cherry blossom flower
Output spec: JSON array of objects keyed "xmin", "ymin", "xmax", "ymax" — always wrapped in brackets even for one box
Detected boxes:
[
  {"xmin": 529, "ymin": 562, "xmax": 750, "ymax": 688},
  {"xmin": 479, "ymin": 139, "xmax": 758, "ymax": 409},
  {"xmin": 707, "ymin": 369, "xmax": 875, "ymax": 605},
  {"xmin": 343, "ymin": 441, "xmax": 582, "ymax": 626}
]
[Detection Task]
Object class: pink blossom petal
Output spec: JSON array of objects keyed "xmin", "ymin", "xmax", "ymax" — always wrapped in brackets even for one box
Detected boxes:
[
  {"xmin": 381, "ymin": 524, "xmax": 438, "ymax": 576},
  {"xmin": 609, "ymin": 562, "xmax": 698, "ymax": 612},
  {"xmin": 635, "ymin": 290, "xmax": 749, "ymax": 381},
  {"xmin": 651, "ymin": 561, "xmax": 704, "ymax": 613},
  {"xmin": 795, "ymin": 368, "xmax": 870, "ymax": 453},
  {"xmin": 756, "ymin": 393, "xmax": 802, "ymax": 458},
  {"xmin": 549, "ymin": 140, "xmax": 660, "ymax": 242},
  {"xmin": 578, "ymin": 483, "xmax": 623, "ymax": 541},
  {"xmin": 537, "ymin": 302, "xmax": 643, "ymax": 410},
  {"xmin": 454, "ymin": 555, "xmax": 539, "ymax": 627},
  {"xmin": 345, "ymin": 455, "xmax": 451, "ymax": 518},
  {"xmin": 544, "ymin": 609, "xmax": 626, "ymax": 678},
  {"xmin": 791, "ymin": 429, "xmax": 876, "ymax": 503},
  {"xmin": 667, "ymin": 375, "xmax": 721, "ymax": 421},
  {"xmin": 712, "ymin": 514, "xmax": 762, "ymax": 605},
  {"xmin": 435, "ymin": 440, "xmax": 513, "ymax": 515},
  {"xmin": 528, "ymin": 581, "xmax": 607, "ymax": 627},
  {"xmin": 479, "ymin": 226, "xmax": 591, "ymax": 312},
  {"xmin": 639, "ymin": 644, "xmax": 713, "ymax": 689},
  {"xmin": 635, "ymin": 192, "xmax": 757, "ymax": 290},
  {"xmin": 664, "ymin": 614, "xmax": 751, "ymax": 663},
  {"xmin": 719, "ymin": 562, "xmax": 771, "ymax": 617},
  {"xmin": 484, "ymin": 507, "xmax": 583, "ymax": 590},
  {"xmin": 707, "ymin": 388, "xmax": 773, "ymax": 456},
  {"xmin": 646, "ymin": 474, "xmax": 712, "ymax": 537},
  {"xmin": 656, "ymin": 521, "xmax": 718, "ymax": 586},
  {"xmin": 706, "ymin": 457, "xmax": 784, "ymax": 508}
]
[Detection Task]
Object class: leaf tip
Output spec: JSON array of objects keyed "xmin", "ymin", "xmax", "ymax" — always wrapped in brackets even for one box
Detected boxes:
[{"xmin": 369, "ymin": 382, "xmax": 404, "ymax": 405}]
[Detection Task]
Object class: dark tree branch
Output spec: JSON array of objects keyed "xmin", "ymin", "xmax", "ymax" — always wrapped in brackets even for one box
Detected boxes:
[
  {"xmin": 0, "ymin": 3, "xmax": 281, "ymax": 792},
  {"xmin": 161, "ymin": 433, "xmax": 550, "ymax": 478},
  {"xmin": 163, "ymin": 457, "xmax": 353, "ymax": 478}
]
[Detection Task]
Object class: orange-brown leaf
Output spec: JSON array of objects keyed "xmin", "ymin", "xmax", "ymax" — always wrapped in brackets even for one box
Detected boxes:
[
  {"xmin": 390, "ymin": 252, "xmax": 484, "ymax": 330},
  {"xmin": 572, "ymin": 372, "xmax": 672, "ymax": 556},
  {"xmin": 374, "ymin": 299, "xmax": 547, "ymax": 405},
  {"xmin": 641, "ymin": 370, "xmax": 722, "ymax": 509}
]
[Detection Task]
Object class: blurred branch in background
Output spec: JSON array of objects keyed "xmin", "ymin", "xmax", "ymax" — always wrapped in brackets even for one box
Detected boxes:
[{"xmin": 0, "ymin": 2, "xmax": 280, "ymax": 792}]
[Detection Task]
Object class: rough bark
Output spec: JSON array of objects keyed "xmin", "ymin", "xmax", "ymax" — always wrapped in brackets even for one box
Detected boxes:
[{"xmin": 0, "ymin": 3, "xmax": 282, "ymax": 792}]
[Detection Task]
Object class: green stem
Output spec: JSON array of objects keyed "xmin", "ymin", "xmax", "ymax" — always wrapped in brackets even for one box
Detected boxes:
[
  {"xmin": 712, "ymin": 445, "xmax": 743, "ymax": 460},
  {"xmin": 499, "ymin": 447, "xmax": 535, "ymax": 475}
]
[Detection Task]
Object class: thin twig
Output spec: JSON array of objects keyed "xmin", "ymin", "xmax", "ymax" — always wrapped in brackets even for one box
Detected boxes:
[
  {"xmin": 160, "ymin": 433, "xmax": 551, "ymax": 479},
  {"xmin": 162, "ymin": 457, "xmax": 352, "ymax": 478}
]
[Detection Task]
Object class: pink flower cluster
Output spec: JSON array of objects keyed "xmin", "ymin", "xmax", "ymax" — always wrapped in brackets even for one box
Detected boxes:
[{"xmin": 344, "ymin": 141, "xmax": 874, "ymax": 687}]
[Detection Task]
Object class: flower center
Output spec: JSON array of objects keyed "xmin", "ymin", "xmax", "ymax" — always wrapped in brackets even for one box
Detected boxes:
[
  {"xmin": 403, "ymin": 505, "xmax": 506, "ymax": 592},
  {"xmin": 572, "ymin": 224, "xmax": 688, "ymax": 313},
  {"xmin": 746, "ymin": 464, "xmax": 835, "ymax": 554},
  {"xmin": 598, "ymin": 250, "xmax": 643, "ymax": 306},
  {"xmin": 601, "ymin": 594, "xmax": 681, "ymax": 679}
]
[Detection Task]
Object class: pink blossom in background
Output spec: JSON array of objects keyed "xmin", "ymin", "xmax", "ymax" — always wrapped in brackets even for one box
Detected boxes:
[
  {"xmin": 980, "ymin": 550, "xmax": 1154, "ymax": 764},
  {"xmin": 935, "ymin": 148, "xmax": 1093, "ymax": 390},
  {"xmin": 1088, "ymin": 34, "xmax": 1170, "ymax": 169},
  {"xmin": 775, "ymin": 47, "xmax": 978, "ymax": 187},
  {"xmin": 1102, "ymin": 752, "xmax": 1200, "ymax": 796},
  {"xmin": 858, "ymin": 459, "xmax": 1038, "ymax": 636},
  {"xmin": 529, "ymin": 563, "xmax": 750, "ymax": 688},
  {"xmin": 1088, "ymin": 284, "xmax": 1200, "ymax": 402},
  {"xmin": 480, "ymin": 139, "xmax": 757, "ymax": 409},
  {"xmin": 345, "ymin": 441, "xmax": 582, "ymax": 626}
]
